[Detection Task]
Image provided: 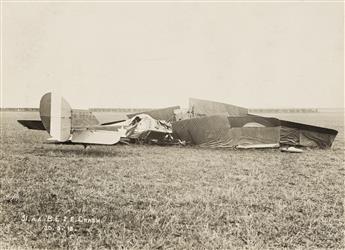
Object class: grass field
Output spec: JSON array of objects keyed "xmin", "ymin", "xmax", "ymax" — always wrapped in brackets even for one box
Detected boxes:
[{"xmin": 0, "ymin": 111, "xmax": 344, "ymax": 249}]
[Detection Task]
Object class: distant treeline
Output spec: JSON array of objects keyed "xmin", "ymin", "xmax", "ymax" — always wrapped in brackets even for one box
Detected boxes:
[
  {"xmin": 249, "ymin": 108, "xmax": 318, "ymax": 113},
  {"xmin": 89, "ymin": 108, "xmax": 151, "ymax": 112},
  {"xmin": 0, "ymin": 107, "xmax": 150, "ymax": 113},
  {"xmin": 1, "ymin": 107, "xmax": 320, "ymax": 113},
  {"xmin": 1, "ymin": 108, "xmax": 39, "ymax": 112}
]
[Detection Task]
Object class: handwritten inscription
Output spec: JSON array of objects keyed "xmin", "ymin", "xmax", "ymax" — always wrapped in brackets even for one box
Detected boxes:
[{"xmin": 21, "ymin": 214, "xmax": 102, "ymax": 233}]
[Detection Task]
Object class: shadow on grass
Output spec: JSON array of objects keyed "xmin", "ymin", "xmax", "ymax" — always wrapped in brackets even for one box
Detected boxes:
[{"xmin": 29, "ymin": 146, "xmax": 137, "ymax": 158}]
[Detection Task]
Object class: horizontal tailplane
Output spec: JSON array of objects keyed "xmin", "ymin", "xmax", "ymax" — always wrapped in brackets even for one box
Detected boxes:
[
  {"xmin": 71, "ymin": 130, "xmax": 122, "ymax": 145},
  {"xmin": 17, "ymin": 120, "xmax": 45, "ymax": 130}
]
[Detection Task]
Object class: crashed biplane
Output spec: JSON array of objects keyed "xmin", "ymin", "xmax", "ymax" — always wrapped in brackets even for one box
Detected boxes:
[{"xmin": 18, "ymin": 93, "xmax": 338, "ymax": 151}]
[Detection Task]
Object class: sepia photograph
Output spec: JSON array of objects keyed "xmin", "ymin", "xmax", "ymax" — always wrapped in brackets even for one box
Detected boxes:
[{"xmin": 1, "ymin": 0, "xmax": 344, "ymax": 249}]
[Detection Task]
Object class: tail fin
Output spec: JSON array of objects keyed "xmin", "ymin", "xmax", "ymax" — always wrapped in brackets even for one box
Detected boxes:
[{"xmin": 39, "ymin": 92, "xmax": 72, "ymax": 142}]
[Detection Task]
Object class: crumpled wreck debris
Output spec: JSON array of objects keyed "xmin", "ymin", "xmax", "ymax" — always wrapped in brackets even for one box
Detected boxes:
[
  {"xmin": 17, "ymin": 92, "xmax": 338, "ymax": 151},
  {"xmin": 122, "ymin": 114, "xmax": 180, "ymax": 145},
  {"xmin": 118, "ymin": 98, "xmax": 338, "ymax": 150}
]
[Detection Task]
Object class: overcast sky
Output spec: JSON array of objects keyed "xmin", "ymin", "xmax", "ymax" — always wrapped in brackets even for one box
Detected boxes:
[{"xmin": 2, "ymin": 2, "xmax": 344, "ymax": 109}]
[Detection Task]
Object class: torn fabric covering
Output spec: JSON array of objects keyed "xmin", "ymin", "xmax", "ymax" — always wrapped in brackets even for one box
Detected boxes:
[
  {"xmin": 299, "ymin": 131, "xmax": 336, "ymax": 148},
  {"xmin": 172, "ymin": 115, "xmax": 280, "ymax": 148},
  {"xmin": 280, "ymin": 126, "xmax": 300, "ymax": 146},
  {"xmin": 198, "ymin": 127, "xmax": 280, "ymax": 148},
  {"xmin": 280, "ymin": 120, "xmax": 338, "ymax": 149},
  {"xmin": 172, "ymin": 115, "xmax": 230, "ymax": 145}
]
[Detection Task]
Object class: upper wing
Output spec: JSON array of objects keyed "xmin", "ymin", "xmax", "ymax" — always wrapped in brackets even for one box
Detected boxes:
[{"xmin": 127, "ymin": 106, "xmax": 180, "ymax": 122}]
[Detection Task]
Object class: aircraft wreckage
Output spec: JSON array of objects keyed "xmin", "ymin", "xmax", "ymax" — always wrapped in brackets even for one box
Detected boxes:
[{"xmin": 18, "ymin": 93, "xmax": 338, "ymax": 152}]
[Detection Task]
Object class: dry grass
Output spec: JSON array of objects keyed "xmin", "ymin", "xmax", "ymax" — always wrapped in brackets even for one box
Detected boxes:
[{"xmin": 0, "ymin": 111, "xmax": 344, "ymax": 249}]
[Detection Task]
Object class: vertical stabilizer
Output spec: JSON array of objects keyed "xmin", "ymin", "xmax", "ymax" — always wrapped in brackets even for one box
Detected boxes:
[{"xmin": 39, "ymin": 92, "xmax": 72, "ymax": 142}]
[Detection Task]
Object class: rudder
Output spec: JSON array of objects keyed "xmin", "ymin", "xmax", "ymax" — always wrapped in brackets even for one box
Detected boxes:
[{"xmin": 39, "ymin": 92, "xmax": 72, "ymax": 142}]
